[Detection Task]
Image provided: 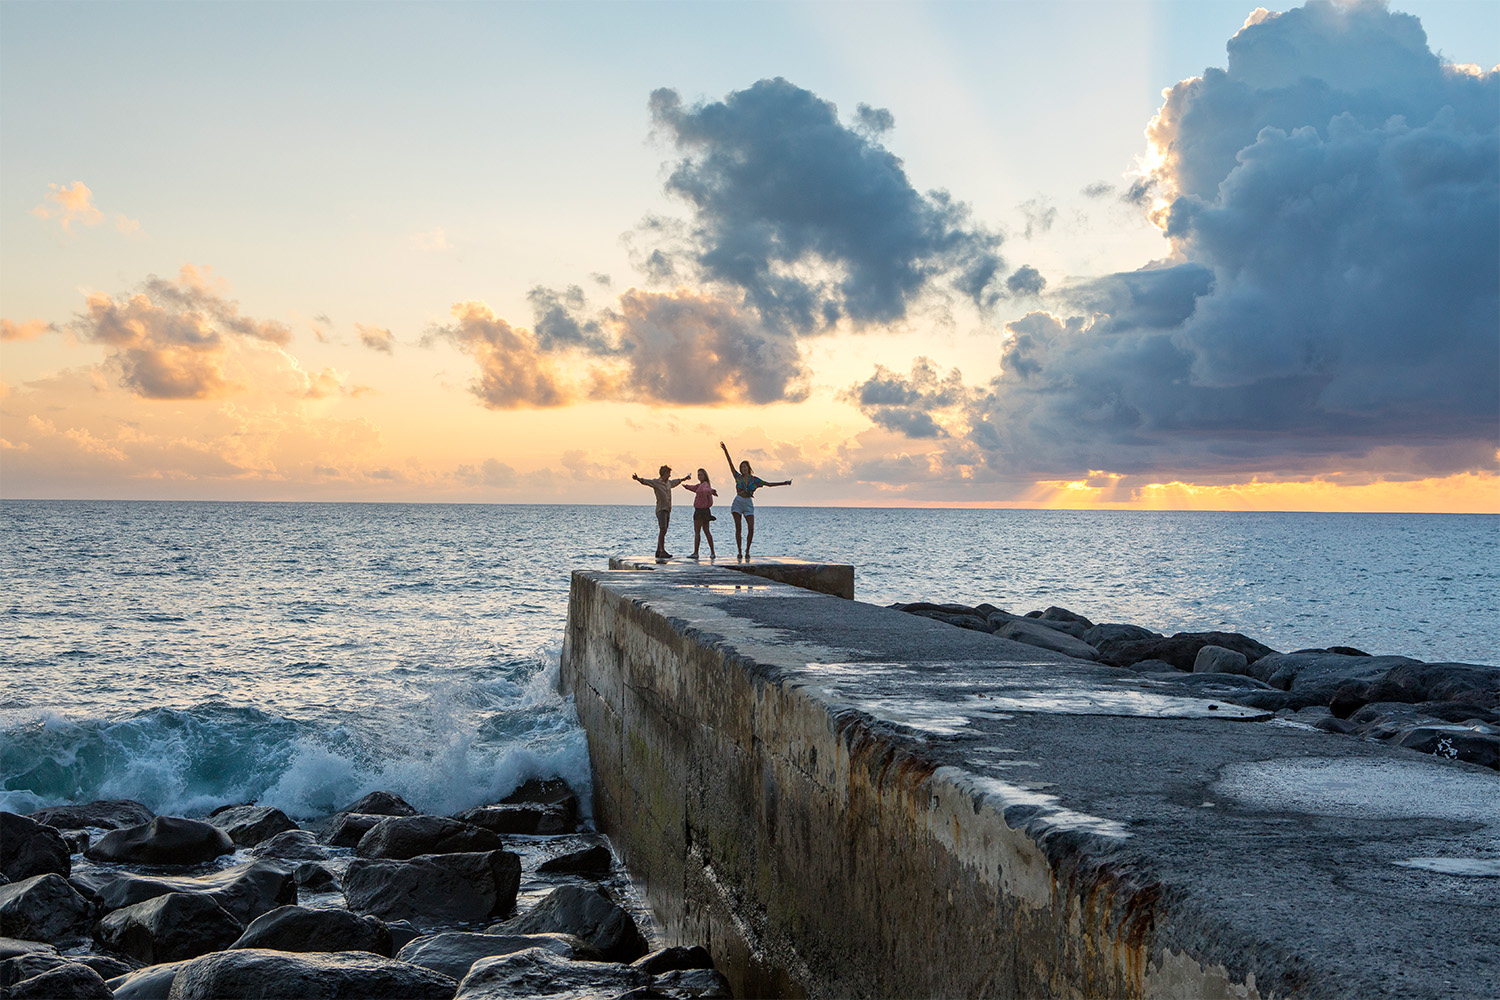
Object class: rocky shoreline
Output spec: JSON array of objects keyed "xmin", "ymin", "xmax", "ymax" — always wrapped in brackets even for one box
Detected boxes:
[
  {"xmin": 1, "ymin": 781, "xmax": 732, "ymax": 999},
  {"xmin": 891, "ymin": 599, "xmax": 1500, "ymax": 770}
]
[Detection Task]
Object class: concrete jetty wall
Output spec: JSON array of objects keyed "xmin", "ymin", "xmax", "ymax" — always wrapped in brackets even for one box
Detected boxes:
[{"xmin": 560, "ymin": 559, "xmax": 1500, "ymax": 999}]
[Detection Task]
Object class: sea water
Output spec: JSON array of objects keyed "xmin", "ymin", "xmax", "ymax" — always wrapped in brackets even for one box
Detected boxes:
[{"xmin": 2, "ymin": 501, "xmax": 1495, "ymax": 819}]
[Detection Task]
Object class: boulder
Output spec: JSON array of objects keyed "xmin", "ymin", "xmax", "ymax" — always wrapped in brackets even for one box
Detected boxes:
[
  {"xmin": 165, "ymin": 948, "xmax": 456, "ymax": 1000},
  {"xmin": 1249, "ymin": 652, "xmax": 1416, "ymax": 692},
  {"xmin": 77, "ymin": 859, "xmax": 295, "ymax": 925},
  {"xmin": 344, "ymin": 850, "xmax": 521, "ymax": 927},
  {"xmin": 61, "ymin": 831, "xmax": 90, "ymax": 854},
  {"xmin": 502, "ymin": 777, "xmax": 579, "ymax": 810},
  {"xmin": 631, "ymin": 945, "xmax": 714, "ymax": 975},
  {"xmin": 453, "ymin": 804, "xmax": 574, "ymax": 837},
  {"xmin": 491, "ymin": 885, "xmax": 647, "ymax": 963},
  {"xmin": 356, "ymin": 815, "xmax": 504, "ymax": 860},
  {"xmin": 343, "ymin": 791, "xmax": 419, "ymax": 817},
  {"xmin": 652, "ymin": 966, "xmax": 735, "ymax": 999},
  {"xmin": 995, "ymin": 619, "xmax": 1100, "ymax": 661},
  {"xmin": 1039, "ymin": 606, "xmax": 1094, "ymax": 628},
  {"xmin": 249, "ymin": 829, "xmax": 325, "ymax": 861},
  {"xmin": 85, "ymin": 817, "xmax": 232, "ymax": 867},
  {"xmin": 1194, "ymin": 645, "xmax": 1249, "ymax": 674},
  {"xmin": 0, "ymin": 874, "xmax": 93, "ymax": 946},
  {"xmin": 892, "ymin": 602, "xmax": 981, "ymax": 616},
  {"xmin": 537, "ymin": 844, "xmax": 613, "ymax": 877},
  {"xmin": 1379, "ymin": 662, "xmax": 1500, "ymax": 708},
  {"xmin": 206, "ymin": 806, "xmax": 297, "ymax": 847},
  {"xmin": 0, "ymin": 813, "xmax": 70, "ymax": 882},
  {"xmin": 5, "ymin": 961, "xmax": 112, "ymax": 999},
  {"xmin": 0, "ymin": 938, "xmax": 56, "ymax": 960},
  {"xmin": 1, "ymin": 952, "xmax": 131, "ymax": 990},
  {"xmin": 1395, "ymin": 728, "xmax": 1500, "ymax": 770},
  {"xmin": 230, "ymin": 905, "xmax": 390, "ymax": 956},
  {"xmin": 1028, "ymin": 617, "xmax": 1088, "ymax": 640},
  {"xmin": 386, "ymin": 920, "xmax": 424, "ymax": 953},
  {"xmin": 96, "ymin": 892, "xmax": 243, "ymax": 965},
  {"xmin": 1081, "ymin": 623, "xmax": 1162, "ymax": 648},
  {"xmin": 455, "ymin": 947, "xmax": 646, "ymax": 1000},
  {"xmin": 317, "ymin": 813, "xmax": 383, "ymax": 848},
  {"xmin": 396, "ymin": 931, "xmax": 597, "ymax": 981},
  {"xmin": 1096, "ymin": 631, "xmax": 1276, "ymax": 671},
  {"xmin": 106, "ymin": 961, "xmax": 187, "ymax": 1000},
  {"xmin": 914, "ymin": 610, "xmax": 995, "ymax": 633},
  {"xmin": 27, "ymin": 800, "xmax": 153, "ymax": 832},
  {"xmin": 293, "ymin": 863, "xmax": 337, "ymax": 891}
]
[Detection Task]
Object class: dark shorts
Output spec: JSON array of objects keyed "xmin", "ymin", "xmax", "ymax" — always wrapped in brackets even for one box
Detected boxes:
[
  {"xmin": 693, "ymin": 508, "xmax": 716, "ymax": 525},
  {"xmin": 656, "ymin": 509, "xmax": 670, "ymax": 530}
]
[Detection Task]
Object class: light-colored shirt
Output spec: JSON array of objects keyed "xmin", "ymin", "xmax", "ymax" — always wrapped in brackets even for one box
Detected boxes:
[
  {"xmin": 639, "ymin": 475, "xmax": 688, "ymax": 511},
  {"xmin": 683, "ymin": 482, "xmax": 718, "ymax": 509}
]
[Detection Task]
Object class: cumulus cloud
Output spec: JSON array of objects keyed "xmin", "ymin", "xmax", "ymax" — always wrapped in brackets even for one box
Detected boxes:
[
  {"xmin": 356, "ymin": 324, "xmax": 395, "ymax": 353},
  {"xmin": 31, "ymin": 181, "xmax": 139, "ymax": 233},
  {"xmin": 429, "ymin": 301, "xmax": 570, "ymax": 409},
  {"xmin": 1005, "ymin": 265, "xmax": 1047, "ymax": 298},
  {"xmin": 843, "ymin": 358, "xmax": 972, "ymax": 439},
  {"xmin": 649, "ymin": 78, "xmax": 1004, "ymax": 332},
  {"xmin": 71, "ymin": 265, "xmax": 292, "ymax": 400}
]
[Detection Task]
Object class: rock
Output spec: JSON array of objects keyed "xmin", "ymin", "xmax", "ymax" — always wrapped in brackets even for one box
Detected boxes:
[
  {"xmin": 249, "ymin": 829, "xmax": 325, "ymax": 861},
  {"xmin": 537, "ymin": 844, "xmax": 613, "ymax": 877},
  {"xmin": 77, "ymin": 859, "xmax": 296, "ymax": 925},
  {"xmin": 230, "ymin": 904, "xmax": 390, "ymax": 956},
  {"xmin": 1, "ymin": 952, "xmax": 131, "ymax": 990},
  {"xmin": 1395, "ymin": 728, "xmax": 1500, "ymax": 770},
  {"xmin": 105, "ymin": 961, "xmax": 187, "ymax": 1000},
  {"xmin": 317, "ymin": 813, "xmax": 383, "ymax": 848},
  {"xmin": 0, "ymin": 874, "xmax": 93, "ymax": 946},
  {"xmin": 995, "ymin": 619, "xmax": 1100, "ymax": 661},
  {"xmin": 165, "ymin": 947, "xmax": 456, "ymax": 1000},
  {"xmin": 501, "ymin": 777, "xmax": 579, "ymax": 810},
  {"xmin": 27, "ymin": 800, "xmax": 153, "ymax": 832},
  {"xmin": 454, "ymin": 804, "xmax": 574, "ymax": 837},
  {"xmin": 1081, "ymin": 623, "xmax": 1162, "ymax": 648},
  {"xmin": 1029, "ymin": 617, "xmax": 1087, "ymax": 639},
  {"xmin": 1248, "ymin": 652, "xmax": 1415, "ymax": 692},
  {"xmin": 1096, "ymin": 631, "xmax": 1276, "ymax": 671},
  {"xmin": 84, "ymin": 817, "xmax": 233, "ymax": 867},
  {"xmin": 892, "ymin": 601, "xmax": 980, "ymax": 616},
  {"xmin": 914, "ymin": 610, "xmax": 995, "ymax": 633},
  {"xmin": 355, "ymin": 815, "xmax": 505, "ymax": 860},
  {"xmin": 984, "ymin": 609, "xmax": 1024, "ymax": 629},
  {"xmin": 344, "ymin": 850, "xmax": 521, "ymax": 927},
  {"xmin": 492, "ymin": 885, "xmax": 647, "ymax": 963},
  {"xmin": 651, "ymin": 966, "xmax": 735, "ymax": 999},
  {"xmin": 396, "ymin": 931, "xmax": 597, "ymax": 981},
  {"xmin": 1131, "ymin": 659, "xmax": 1176, "ymax": 672},
  {"xmin": 455, "ymin": 947, "xmax": 646, "ymax": 1000},
  {"xmin": 293, "ymin": 863, "xmax": 336, "ymax": 891},
  {"xmin": 206, "ymin": 806, "xmax": 297, "ymax": 847},
  {"xmin": 631, "ymin": 945, "xmax": 714, "ymax": 975},
  {"xmin": 343, "ymin": 791, "xmax": 419, "ymax": 817},
  {"xmin": 1194, "ymin": 645, "xmax": 1249, "ymax": 674},
  {"xmin": 0, "ymin": 813, "xmax": 71, "ymax": 882},
  {"xmin": 5, "ymin": 962, "xmax": 112, "ymax": 999},
  {"xmin": 1040, "ymin": 606, "xmax": 1094, "ymax": 628},
  {"xmin": 1379, "ymin": 662, "xmax": 1500, "ymax": 707},
  {"xmin": 386, "ymin": 920, "xmax": 424, "ymax": 953},
  {"xmin": 61, "ymin": 831, "xmax": 90, "ymax": 854},
  {"xmin": 96, "ymin": 892, "xmax": 243, "ymax": 965},
  {"xmin": 0, "ymin": 938, "xmax": 56, "ymax": 960}
]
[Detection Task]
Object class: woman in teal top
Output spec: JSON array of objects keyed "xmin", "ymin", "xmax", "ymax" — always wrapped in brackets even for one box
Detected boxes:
[{"xmin": 719, "ymin": 441, "xmax": 792, "ymax": 561}]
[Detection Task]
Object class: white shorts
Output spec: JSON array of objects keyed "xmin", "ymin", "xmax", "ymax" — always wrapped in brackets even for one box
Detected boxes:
[{"xmin": 730, "ymin": 495, "xmax": 755, "ymax": 516}]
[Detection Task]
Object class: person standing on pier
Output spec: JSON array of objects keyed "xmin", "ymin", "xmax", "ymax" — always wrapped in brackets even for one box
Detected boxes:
[
  {"xmin": 719, "ymin": 441, "xmax": 791, "ymax": 561},
  {"xmin": 632, "ymin": 464, "xmax": 688, "ymax": 559},
  {"xmin": 680, "ymin": 468, "xmax": 718, "ymax": 561}
]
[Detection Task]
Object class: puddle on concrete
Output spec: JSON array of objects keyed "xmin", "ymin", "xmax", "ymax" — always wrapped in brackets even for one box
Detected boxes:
[
  {"xmin": 944, "ymin": 768, "xmax": 1131, "ymax": 840},
  {"xmin": 1393, "ymin": 857, "xmax": 1500, "ymax": 877},
  {"xmin": 1214, "ymin": 758, "xmax": 1500, "ymax": 826},
  {"xmin": 960, "ymin": 689, "xmax": 1267, "ymax": 720}
]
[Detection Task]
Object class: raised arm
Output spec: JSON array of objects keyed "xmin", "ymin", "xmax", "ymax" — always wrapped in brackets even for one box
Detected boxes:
[
  {"xmin": 766, "ymin": 479, "xmax": 792, "ymax": 488},
  {"xmin": 719, "ymin": 441, "xmax": 737, "ymax": 478}
]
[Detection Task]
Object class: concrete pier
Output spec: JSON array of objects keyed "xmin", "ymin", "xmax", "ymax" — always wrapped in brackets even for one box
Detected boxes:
[{"xmin": 561, "ymin": 559, "xmax": 1500, "ymax": 999}]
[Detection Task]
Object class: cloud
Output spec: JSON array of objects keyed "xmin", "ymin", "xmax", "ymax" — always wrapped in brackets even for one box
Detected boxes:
[
  {"xmin": 649, "ymin": 78, "xmax": 1003, "ymax": 333},
  {"xmin": 411, "ymin": 228, "xmax": 449, "ymax": 251},
  {"xmin": 1004, "ymin": 265, "xmax": 1046, "ymax": 298},
  {"xmin": 71, "ymin": 265, "xmax": 292, "ymax": 400},
  {"xmin": 429, "ymin": 301, "xmax": 570, "ymax": 408},
  {"xmin": 355, "ymin": 323, "xmax": 395, "ymax": 353},
  {"xmin": 1017, "ymin": 198, "xmax": 1057, "ymax": 239},
  {"xmin": 527, "ymin": 285, "xmax": 610, "ymax": 352},
  {"xmin": 31, "ymin": 181, "xmax": 139, "ymax": 233},
  {"xmin": 1, "ymin": 320, "xmax": 57, "ymax": 342},
  {"xmin": 843, "ymin": 357, "xmax": 972, "ymax": 439}
]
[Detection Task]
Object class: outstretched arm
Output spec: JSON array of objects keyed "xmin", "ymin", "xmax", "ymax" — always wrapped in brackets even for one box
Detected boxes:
[
  {"xmin": 631, "ymin": 474, "xmax": 649, "ymax": 487},
  {"xmin": 766, "ymin": 479, "xmax": 792, "ymax": 488},
  {"xmin": 719, "ymin": 441, "xmax": 737, "ymax": 478}
]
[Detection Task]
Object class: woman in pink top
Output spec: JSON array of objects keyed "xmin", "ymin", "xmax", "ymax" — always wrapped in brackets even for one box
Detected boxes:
[{"xmin": 680, "ymin": 468, "xmax": 718, "ymax": 560}]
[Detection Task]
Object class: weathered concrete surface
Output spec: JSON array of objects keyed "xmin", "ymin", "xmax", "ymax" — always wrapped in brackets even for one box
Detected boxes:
[
  {"xmin": 609, "ymin": 555, "xmax": 855, "ymax": 600},
  {"xmin": 562, "ymin": 561, "xmax": 1500, "ymax": 1000}
]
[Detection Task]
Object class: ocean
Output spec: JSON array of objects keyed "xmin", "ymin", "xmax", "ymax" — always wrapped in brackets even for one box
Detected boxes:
[{"xmin": 2, "ymin": 501, "xmax": 1495, "ymax": 820}]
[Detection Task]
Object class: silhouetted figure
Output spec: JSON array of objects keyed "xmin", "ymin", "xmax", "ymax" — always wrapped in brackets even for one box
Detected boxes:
[
  {"xmin": 680, "ymin": 468, "xmax": 718, "ymax": 560},
  {"xmin": 633, "ymin": 465, "xmax": 688, "ymax": 558},
  {"xmin": 719, "ymin": 441, "xmax": 791, "ymax": 560}
]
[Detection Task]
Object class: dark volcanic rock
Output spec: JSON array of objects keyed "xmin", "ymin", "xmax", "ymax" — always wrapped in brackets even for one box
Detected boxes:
[
  {"xmin": 105, "ymin": 961, "xmax": 187, "ymax": 1000},
  {"xmin": 356, "ymin": 815, "xmax": 504, "ymax": 859},
  {"xmin": 492, "ymin": 885, "xmax": 647, "ymax": 963},
  {"xmin": 0, "ymin": 813, "xmax": 71, "ymax": 882},
  {"xmin": 631, "ymin": 945, "xmax": 714, "ymax": 975},
  {"xmin": 2, "ymin": 952, "xmax": 131, "ymax": 989},
  {"xmin": 293, "ymin": 863, "xmax": 337, "ymax": 891},
  {"xmin": 537, "ymin": 844, "xmax": 613, "ymax": 877},
  {"xmin": 0, "ymin": 874, "xmax": 93, "ymax": 946},
  {"xmin": 455, "ymin": 947, "xmax": 646, "ymax": 1000},
  {"xmin": 1395, "ymin": 727, "xmax": 1500, "ymax": 770},
  {"xmin": 1039, "ymin": 606, "xmax": 1093, "ymax": 628},
  {"xmin": 84, "ymin": 816, "xmax": 232, "ymax": 867},
  {"xmin": 344, "ymin": 791, "xmax": 419, "ymax": 817},
  {"xmin": 317, "ymin": 812, "xmax": 383, "ymax": 848},
  {"xmin": 1081, "ymin": 623, "xmax": 1162, "ymax": 648},
  {"xmin": 96, "ymin": 892, "xmax": 243, "ymax": 964},
  {"xmin": 0, "ymin": 938, "xmax": 56, "ymax": 960},
  {"xmin": 454, "ymin": 804, "xmax": 574, "ymax": 836},
  {"xmin": 166, "ymin": 948, "xmax": 456, "ymax": 1000},
  {"xmin": 344, "ymin": 850, "xmax": 521, "ymax": 927},
  {"xmin": 27, "ymin": 800, "xmax": 153, "ymax": 832},
  {"xmin": 1193, "ymin": 645, "xmax": 1249, "ymax": 674},
  {"xmin": 5, "ymin": 961, "xmax": 113, "ymax": 999},
  {"xmin": 78, "ymin": 859, "xmax": 295, "ymax": 925},
  {"xmin": 652, "ymin": 966, "xmax": 735, "ymax": 999},
  {"xmin": 207, "ymin": 806, "xmax": 297, "ymax": 847},
  {"xmin": 230, "ymin": 904, "xmax": 390, "ymax": 955},
  {"xmin": 1096, "ymin": 631, "xmax": 1276, "ymax": 671},
  {"xmin": 396, "ymin": 931, "xmax": 597, "ymax": 981},
  {"xmin": 249, "ymin": 829, "xmax": 325, "ymax": 861},
  {"xmin": 994, "ymin": 619, "xmax": 1099, "ymax": 660},
  {"xmin": 1248, "ymin": 652, "xmax": 1415, "ymax": 692},
  {"xmin": 386, "ymin": 920, "xmax": 423, "ymax": 952}
]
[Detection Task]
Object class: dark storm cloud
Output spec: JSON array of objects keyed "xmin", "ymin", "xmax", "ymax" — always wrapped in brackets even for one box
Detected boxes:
[
  {"xmin": 649, "ymin": 78, "xmax": 1003, "ymax": 333},
  {"xmin": 1005, "ymin": 265, "xmax": 1047, "ymax": 298}
]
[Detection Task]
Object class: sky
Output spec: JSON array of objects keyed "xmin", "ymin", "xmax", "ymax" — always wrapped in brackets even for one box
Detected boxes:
[{"xmin": 2, "ymin": 0, "xmax": 1496, "ymax": 510}]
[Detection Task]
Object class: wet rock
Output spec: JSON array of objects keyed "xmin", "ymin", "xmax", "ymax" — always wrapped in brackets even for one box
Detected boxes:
[
  {"xmin": 166, "ymin": 947, "xmax": 456, "ymax": 1000},
  {"xmin": 1, "ymin": 952, "xmax": 131, "ymax": 990},
  {"xmin": 84, "ymin": 817, "xmax": 232, "ymax": 867},
  {"xmin": 1395, "ymin": 728, "xmax": 1500, "ymax": 770},
  {"xmin": 356, "ymin": 815, "xmax": 505, "ymax": 859},
  {"xmin": 0, "ymin": 938, "xmax": 56, "ymax": 961},
  {"xmin": 396, "ymin": 931, "xmax": 597, "ymax": 981},
  {"xmin": 5, "ymin": 961, "xmax": 112, "ymax": 999},
  {"xmin": 0, "ymin": 813, "xmax": 70, "ymax": 882},
  {"xmin": 926, "ymin": 610, "xmax": 996, "ymax": 632},
  {"xmin": 538, "ymin": 844, "xmax": 613, "ymax": 877},
  {"xmin": 1194, "ymin": 645, "xmax": 1249, "ymax": 674},
  {"xmin": 455, "ymin": 946, "xmax": 647, "ymax": 1000},
  {"xmin": 1379, "ymin": 662, "xmax": 1500, "ymax": 707},
  {"xmin": 96, "ymin": 892, "xmax": 243, "ymax": 964},
  {"xmin": 455, "ymin": 804, "xmax": 574, "ymax": 836},
  {"xmin": 994, "ymin": 619, "xmax": 1100, "ymax": 661},
  {"xmin": 1081, "ymin": 623, "xmax": 1162, "ymax": 648},
  {"xmin": 105, "ymin": 961, "xmax": 186, "ymax": 1000},
  {"xmin": 1039, "ymin": 606, "xmax": 1094, "ymax": 628},
  {"xmin": 317, "ymin": 812, "xmax": 383, "ymax": 848},
  {"xmin": 77, "ymin": 859, "xmax": 295, "ymax": 925},
  {"xmin": 1028, "ymin": 617, "xmax": 1088, "ymax": 640},
  {"xmin": 27, "ymin": 801, "xmax": 153, "ymax": 832},
  {"xmin": 293, "ymin": 863, "xmax": 336, "ymax": 891},
  {"xmin": 1249, "ymin": 652, "xmax": 1415, "ymax": 692},
  {"xmin": 631, "ymin": 945, "xmax": 714, "ymax": 975},
  {"xmin": 652, "ymin": 966, "xmax": 735, "ymax": 999},
  {"xmin": 344, "ymin": 791, "xmax": 419, "ymax": 817},
  {"xmin": 249, "ymin": 829, "xmax": 325, "ymax": 861},
  {"xmin": 230, "ymin": 904, "xmax": 390, "ymax": 956},
  {"xmin": 1131, "ymin": 658, "xmax": 1176, "ymax": 672},
  {"xmin": 891, "ymin": 601, "xmax": 980, "ymax": 616},
  {"xmin": 61, "ymin": 831, "xmax": 90, "ymax": 854},
  {"xmin": 0, "ymin": 874, "xmax": 93, "ymax": 946},
  {"xmin": 984, "ymin": 609, "xmax": 1024, "ymax": 629},
  {"xmin": 492, "ymin": 885, "xmax": 647, "ymax": 963},
  {"xmin": 206, "ymin": 806, "xmax": 297, "ymax": 847},
  {"xmin": 344, "ymin": 850, "xmax": 521, "ymax": 927},
  {"xmin": 386, "ymin": 920, "xmax": 423, "ymax": 953},
  {"xmin": 1096, "ymin": 631, "xmax": 1276, "ymax": 671}
]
